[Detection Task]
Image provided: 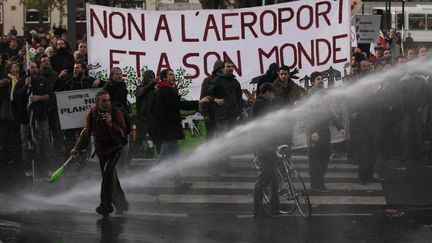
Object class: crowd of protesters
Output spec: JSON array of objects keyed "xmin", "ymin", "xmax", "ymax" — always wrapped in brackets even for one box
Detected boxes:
[
  {"xmin": 0, "ymin": 26, "xmax": 105, "ymax": 179},
  {"xmin": 0, "ymin": 25, "xmax": 431, "ymax": 217},
  {"xmin": 348, "ymin": 29, "xmax": 432, "ymax": 172}
]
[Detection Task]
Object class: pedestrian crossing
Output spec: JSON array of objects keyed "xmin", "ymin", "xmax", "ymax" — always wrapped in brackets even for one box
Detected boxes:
[{"xmin": 126, "ymin": 154, "xmax": 387, "ymax": 208}]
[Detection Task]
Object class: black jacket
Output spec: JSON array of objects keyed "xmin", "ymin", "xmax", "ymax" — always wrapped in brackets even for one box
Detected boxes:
[
  {"xmin": 0, "ymin": 78, "xmax": 17, "ymax": 121},
  {"xmin": 40, "ymin": 67, "xmax": 59, "ymax": 111},
  {"xmin": 154, "ymin": 85, "xmax": 198, "ymax": 141},
  {"xmin": 104, "ymin": 81, "xmax": 130, "ymax": 114},
  {"xmin": 306, "ymin": 87, "xmax": 343, "ymax": 135},
  {"xmin": 208, "ymin": 73, "xmax": 245, "ymax": 122},
  {"xmin": 50, "ymin": 49, "xmax": 74, "ymax": 74},
  {"xmin": 273, "ymin": 78, "xmax": 305, "ymax": 106},
  {"xmin": 135, "ymin": 81, "xmax": 156, "ymax": 129},
  {"xmin": 55, "ymin": 75, "xmax": 94, "ymax": 92},
  {"xmin": 14, "ymin": 76, "xmax": 52, "ymax": 123},
  {"xmin": 200, "ymin": 74, "xmax": 216, "ymax": 118}
]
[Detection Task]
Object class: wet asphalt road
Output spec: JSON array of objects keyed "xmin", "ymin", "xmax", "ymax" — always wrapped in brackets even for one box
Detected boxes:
[{"xmin": 1, "ymin": 154, "xmax": 432, "ymax": 243}]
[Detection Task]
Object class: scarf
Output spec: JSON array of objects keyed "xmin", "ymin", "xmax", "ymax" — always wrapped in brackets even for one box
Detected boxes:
[
  {"xmin": 8, "ymin": 74, "xmax": 18, "ymax": 101},
  {"xmin": 156, "ymin": 81, "xmax": 174, "ymax": 90}
]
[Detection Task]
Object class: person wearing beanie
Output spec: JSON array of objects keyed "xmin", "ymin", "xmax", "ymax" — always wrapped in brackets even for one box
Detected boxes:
[
  {"xmin": 250, "ymin": 82, "xmax": 281, "ymax": 218},
  {"xmin": 307, "ymin": 72, "xmax": 345, "ymax": 192}
]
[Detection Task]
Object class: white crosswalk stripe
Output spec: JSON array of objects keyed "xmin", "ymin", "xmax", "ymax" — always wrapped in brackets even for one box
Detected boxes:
[
  {"xmin": 126, "ymin": 194, "xmax": 386, "ymax": 205},
  {"xmin": 127, "ymin": 155, "xmax": 387, "ymax": 207}
]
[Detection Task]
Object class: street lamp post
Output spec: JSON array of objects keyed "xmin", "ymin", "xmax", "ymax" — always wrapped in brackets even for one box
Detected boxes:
[
  {"xmin": 389, "ymin": 0, "xmax": 392, "ymax": 30},
  {"xmin": 67, "ymin": 0, "xmax": 77, "ymax": 49},
  {"xmin": 402, "ymin": 0, "xmax": 405, "ymax": 30}
]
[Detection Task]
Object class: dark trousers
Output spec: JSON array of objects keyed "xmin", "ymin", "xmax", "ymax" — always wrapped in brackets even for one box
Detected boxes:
[
  {"xmin": 401, "ymin": 111, "xmax": 423, "ymax": 157},
  {"xmin": 308, "ymin": 130, "xmax": 331, "ymax": 189},
  {"xmin": 0, "ymin": 120, "xmax": 21, "ymax": 163},
  {"xmin": 48, "ymin": 110, "xmax": 65, "ymax": 157},
  {"xmin": 254, "ymin": 151, "xmax": 280, "ymax": 212},
  {"xmin": 353, "ymin": 120, "xmax": 377, "ymax": 182},
  {"xmin": 99, "ymin": 148, "xmax": 128, "ymax": 211},
  {"xmin": 214, "ymin": 118, "xmax": 238, "ymax": 168},
  {"xmin": 204, "ymin": 115, "xmax": 216, "ymax": 140}
]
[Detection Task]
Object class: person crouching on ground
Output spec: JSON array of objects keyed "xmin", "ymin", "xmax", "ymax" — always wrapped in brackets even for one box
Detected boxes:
[{"xmin": 71, "ymin": 90, "xmax": 129, "ymax": 217}]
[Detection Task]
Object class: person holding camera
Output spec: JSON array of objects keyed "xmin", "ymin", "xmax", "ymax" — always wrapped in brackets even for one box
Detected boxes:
[{"xmin": 71, "ymin": 90, "xmax": 129, "ymax": 217}]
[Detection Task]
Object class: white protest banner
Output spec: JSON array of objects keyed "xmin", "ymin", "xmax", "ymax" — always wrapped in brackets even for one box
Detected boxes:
[
  {"xmin": 87, "ymin": 0, "xmax": 351, "ymax": 99},
  {"xmin": 352, "ymin": 15, "xmax": 381, "ymax": 44},
  {"xmin": 56, "ymin": 89, "xmax": 102, "ymax": 130},
  {"xmin": 351, "ymin": 26, "xmax": 358, "ymax": 47}
]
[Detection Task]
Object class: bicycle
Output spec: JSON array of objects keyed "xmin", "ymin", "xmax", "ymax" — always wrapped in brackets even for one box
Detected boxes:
[{"xmin": 252, "ymin": 145, "xmax": 312, "ymax": 218}]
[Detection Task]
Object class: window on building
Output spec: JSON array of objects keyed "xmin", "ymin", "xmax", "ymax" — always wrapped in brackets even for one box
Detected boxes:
[
  {"xmin": 408, "ymin": 14, "xmax": 426, "ymax": 30},
  {"xmin": 0, "ymin": 4, "xmax": 3, "ymax": 24},
  {"xmin": 76, "ymin": 0, "xmax": 87, "ymax": 22},
  {"xmin": 174, "ymin": 0, "xmax": 189, "ymax": 2},
  {"xmin": 427, "ymin": 15, "xmax": 432, "ymax": 30},
  {"xmin": 396, "ymin": 13, "xmax": 403, "ymax": 30},
  {"xmin": 119, "ymin": 0, "xmax": 146, "ymax": 9},
  {"xmin": 25, "ymin": 8, "xmax": 50, "ymax": 23}
]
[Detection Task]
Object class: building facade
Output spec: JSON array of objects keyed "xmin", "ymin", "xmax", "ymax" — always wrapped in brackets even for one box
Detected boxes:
[{"xmin": 0, "ymin": 0, "xmax": 202, "ymax": 37}]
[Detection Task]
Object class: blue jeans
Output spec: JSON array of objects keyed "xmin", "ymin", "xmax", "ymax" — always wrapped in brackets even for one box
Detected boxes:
[{"xmin": 156, "ymin": 140, "xmax": 184, "ymax": 186}]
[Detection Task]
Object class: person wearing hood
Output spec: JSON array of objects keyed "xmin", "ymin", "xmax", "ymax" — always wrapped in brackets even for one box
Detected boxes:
[
  {"xmin": 200, "ymin": 60, "xmax": 224, "ymax": 140},
  {"xmin": 307, "ymin": 72, "xmax": 345, "ymax": 192},
  {"xmin": 153, "ymin": 68, "xmax": 210, "ymax": 189},
  {"xmin": 50, "ymin": 38, "xmax": 74, "ymax": 75},
  {"xmin": 256, "ymin": 63, "xmax": 279, "ymax": 92},
  {"xmin": 135, "ymin": 69, "xmax": 158, "ymax": 155}
]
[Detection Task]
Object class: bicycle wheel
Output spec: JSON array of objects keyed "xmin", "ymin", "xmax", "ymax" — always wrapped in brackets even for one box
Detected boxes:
[
  {"xmin": 289, "ymin": 170, "xmax": 311, "ymax": 218},
  {"xmin": 274, "ymin": 167, "xmax": 295, "ymax": 213}
]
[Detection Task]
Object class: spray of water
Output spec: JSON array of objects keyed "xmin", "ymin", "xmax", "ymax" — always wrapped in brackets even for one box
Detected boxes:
[{"xmin": 2, "ymin": 58, "xmax": 432, "ymax": 212}]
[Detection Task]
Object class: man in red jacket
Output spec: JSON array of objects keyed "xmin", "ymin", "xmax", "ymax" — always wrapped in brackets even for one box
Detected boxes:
[
  {"xmin": 153, "ymin": 68, "xmax": 210, "ymax": 189},
  {"xmin": 71, "ymin": 90, "xmax": 129, "ymax": 217}
]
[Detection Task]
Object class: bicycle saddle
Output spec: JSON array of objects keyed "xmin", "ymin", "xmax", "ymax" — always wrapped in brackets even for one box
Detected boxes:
[{"xmin": 276, "ymin": 145, "xmax": 291, "ymax": 158}]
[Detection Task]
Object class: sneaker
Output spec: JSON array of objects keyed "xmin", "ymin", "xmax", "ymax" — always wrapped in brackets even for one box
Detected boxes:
[
  {"xmin": 96, "ymin": 205, "xmax": 114, "ymax": 217},
  {"xmin": 270, "ymin": 209, "xmax": 284, "ymax": 216},
  {"xmin": 426, "ymin": 162, "xmax": 432, "ymax": 168},
  {"xmin": 115, "ymin": 201, "xmax": 129, "ymax": 215},
  {"xmin": 253, "ymin": 208, "xmax": 269, "ymax": 219}
]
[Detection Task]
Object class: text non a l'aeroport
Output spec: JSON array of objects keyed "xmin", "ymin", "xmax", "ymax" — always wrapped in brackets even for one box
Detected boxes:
[{"xmin": 89, "ymin": 0, "xmax": 345, "ymax": 41}]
